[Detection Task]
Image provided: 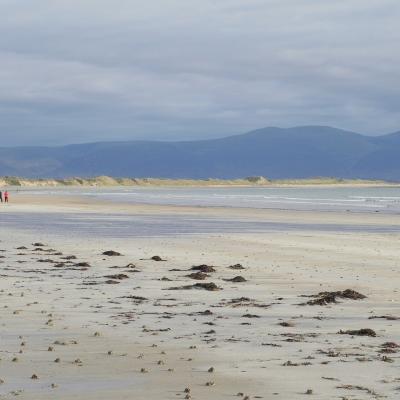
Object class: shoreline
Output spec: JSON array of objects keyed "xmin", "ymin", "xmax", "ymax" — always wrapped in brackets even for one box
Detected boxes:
[{"xmin": 5, "ymin": 192, "xmax": 400, "ymax": 225}]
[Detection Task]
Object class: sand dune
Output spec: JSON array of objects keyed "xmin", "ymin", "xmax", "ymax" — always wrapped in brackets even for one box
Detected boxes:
[{"xmin": 0, "ymin": 175, "xmax": 394, "ymax": 188}]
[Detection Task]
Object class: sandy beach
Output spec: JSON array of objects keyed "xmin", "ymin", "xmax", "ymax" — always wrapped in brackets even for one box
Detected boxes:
[{"xmin": 1, "ymin": 192, "xmax": 399, "ymax": 399}]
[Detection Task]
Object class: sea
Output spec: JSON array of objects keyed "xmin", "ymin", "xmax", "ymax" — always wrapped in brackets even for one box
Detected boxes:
[
  {"xmin": 2, "ymin": 186, "xmax": 400, "ymax": 238},
  {"xmin": 15, "ymin": 186, "xmax": 400, "ymax": 213}
]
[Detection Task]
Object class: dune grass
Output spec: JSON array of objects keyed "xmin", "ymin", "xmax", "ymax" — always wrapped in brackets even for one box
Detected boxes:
[{"xmin": 0, "ymin": 175, "xmax": 394, "ymax": 188}]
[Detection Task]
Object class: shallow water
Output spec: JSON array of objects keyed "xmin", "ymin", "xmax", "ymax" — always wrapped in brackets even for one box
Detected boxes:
[
  {"xmin": 3, "ymin": 187, "xmax": 400, "ymax": 237},
  {"xmin": 16, "ymin": 186, "xmax": 400, "ymax": 213},
  {"xmin": 2, "ymin": 211, "xmax": 400, "ymax": 238}
]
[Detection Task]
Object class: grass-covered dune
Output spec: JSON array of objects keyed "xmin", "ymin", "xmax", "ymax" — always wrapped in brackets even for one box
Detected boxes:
[{"xmin": 0, "ymin": 175, "xmax": 394, "ymax": 188}]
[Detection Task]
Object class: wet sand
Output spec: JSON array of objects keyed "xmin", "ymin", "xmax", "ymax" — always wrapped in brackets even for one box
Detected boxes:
[{"xmin": 0, "ymin": 193, "xmax": 399, "ymax": 399}]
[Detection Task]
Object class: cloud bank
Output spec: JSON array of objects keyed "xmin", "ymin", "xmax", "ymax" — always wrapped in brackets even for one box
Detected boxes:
[{"xmin": 0, "ymin": 0, "xmax": 399, "ymax": 145}]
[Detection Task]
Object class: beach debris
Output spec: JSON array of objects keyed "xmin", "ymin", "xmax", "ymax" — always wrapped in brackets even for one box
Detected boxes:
[
  {"xmin": 104, "ymin": 274, "xmax": 129, "ymax": 280},
  {"xmin": 102, "ymin": 250, "xmax": 122, "ymax": 256},
  {"xmin": 302, "ymin": 289, "xmax": 366, "ymax": 305},
  {"xmin": 381, "ymin": 342, "xmax": 399, "ymax": 349},
  {"xmin": 242, "ymin": 313, "xmax": 260, "ymax": 318},
  {"xmin": 186, "ymin": 271, "xmax": 209, "ymax": 280},
  {"xmin": 120, "ymin": 295, "xmax": 148, "ymax": 302},
  {"xmin": 279, "ymin": 321, "xmax": 295, "ymax": 327},
  {"xmin": 190, "ymin": 264, "xmax": 216, "ymax": 273},
  {"xmin": 283, "ymin": 360, "xmax": 312, "ymax": 367},
  {"xmin": 281, "ymin": 333, "xmax": 319, "ymax": 342},
  {"xmin": 229, "ymin": 263, "xmax": 245, "ymax": 270},
  {"xmin": 151, "ymin": 255, "xmax": 166, "ymax": 261},
  {"xmin": 197, "ymin": 309, "xmax": 213, "ymax": 315},
  {"xmin": 336, "ymin": 384, "xmax": 380, "ymax": 397},
  {"xmin": 219, "ymin": 297, "xmax": 271, "ymax": 309},
  {"xmin": 282, "ymin": 360, "xmax": 297, "ymax": 366},
  {"xmin": 368, "ymin": 315, "xmax": 400, "ymax": 320},
  {"xmin": 37, "ymin": 258, "xmax": 54, "ymax": 263},
  {"xmin": 379, "ymin": 342, "xmax": 399, "ymax": 355},
  {"xmin": 168, "ymin": 282, "xmax": 221, "ymax": 291},
  {"xmin": 224, "ymin": 276, "xmax": 247, "ymax": 282},
  {"xmin": 338, "ymin": 328, "xmax": 376, "ymax": 337},
  {"xmin": 75, "ymin": 262, "xmax": 91, "ymax": 267}
]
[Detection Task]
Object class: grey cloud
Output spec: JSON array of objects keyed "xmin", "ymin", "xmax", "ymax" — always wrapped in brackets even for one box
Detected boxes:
[{"xmin": 0, "ymin": 0, "xmax": 399, "ymax": 145}]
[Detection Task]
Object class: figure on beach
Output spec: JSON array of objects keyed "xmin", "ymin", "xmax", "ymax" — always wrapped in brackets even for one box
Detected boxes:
[{"xmin": 1, "ymin": 190, "xmax": 9, "ymax": 203}]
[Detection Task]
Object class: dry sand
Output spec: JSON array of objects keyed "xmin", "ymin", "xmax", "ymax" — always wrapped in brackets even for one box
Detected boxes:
[{"xmin": 0, "ymin": 193, "xmax": 399, "ymax": 399}]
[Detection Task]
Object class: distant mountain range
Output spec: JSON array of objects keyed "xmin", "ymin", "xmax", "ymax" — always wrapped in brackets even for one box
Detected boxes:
[{"xmin": 1, "ymin": 126, "xmax": 400, "ymax": 180}]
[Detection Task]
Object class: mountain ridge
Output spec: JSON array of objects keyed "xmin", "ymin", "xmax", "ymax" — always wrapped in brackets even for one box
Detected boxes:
[{"xmin": 1, "ymin": 126, "xmax": 400, "ymax": 181}]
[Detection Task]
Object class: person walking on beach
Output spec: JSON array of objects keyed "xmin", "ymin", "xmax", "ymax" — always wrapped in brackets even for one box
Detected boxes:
[
  {"xmin": 0, "ymin": 190, "xmax": 2, "ymax": 203},
  {"xmin": 4, "ymin": 190, "xmax": 9, "ymax": 203}
]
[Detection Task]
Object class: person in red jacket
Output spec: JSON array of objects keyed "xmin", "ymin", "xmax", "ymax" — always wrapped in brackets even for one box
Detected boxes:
[{"xmin": 4, "ymin": 190, "xmax": 9, "ymax": 203}]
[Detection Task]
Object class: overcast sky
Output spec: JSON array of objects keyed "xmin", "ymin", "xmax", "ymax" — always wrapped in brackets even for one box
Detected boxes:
[{"xmin": 1, "ymin": 0, "xmax": 399, "ymax": 146}]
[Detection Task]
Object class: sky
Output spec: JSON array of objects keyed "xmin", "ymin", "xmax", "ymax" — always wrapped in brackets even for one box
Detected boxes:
[{"xmin": 0, "ymin": 0, "xmax": 399, "ymax": 146}]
